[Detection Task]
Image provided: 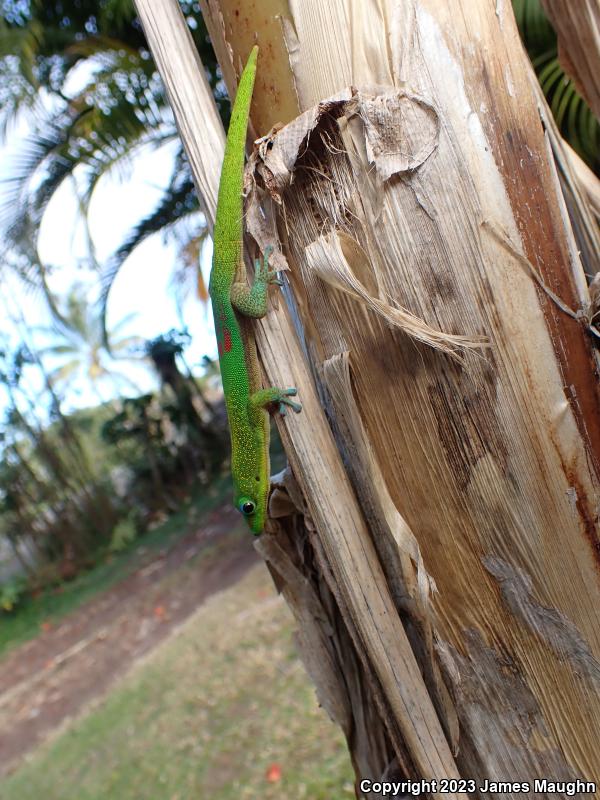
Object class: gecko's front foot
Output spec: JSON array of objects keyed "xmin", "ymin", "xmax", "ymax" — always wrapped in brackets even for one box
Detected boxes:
[
  {"xmin": 255, "ymin": 245, "xmax": 283, "ymax": 287},
  {"xmin": 249, "ymin": 386, "xmax": 302, "ymax": 416},
  {"xmin": 278, "ymin": 387, "xmax": 302, "ymax": 416}
]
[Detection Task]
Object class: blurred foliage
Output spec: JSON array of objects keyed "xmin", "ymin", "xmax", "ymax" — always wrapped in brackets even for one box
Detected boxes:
[
  {"xmin": 0, "ymin": 0, "xmax": 223, "ymax": 320},
  {"xmin": 108, "ymin": 513, "xmax": 137, "ymax": 552},
  {"xmin": 145, "ymin": 329, "xmax": 227, "ymax": 474},
  {"xmin": 0, "ymin": 485, "xmax": 230, "ymax": 654},
  {"xmin": 0, "ymin": 328, "xmax": 227, "ymax": 608},
  {"xmin": 0, "ymin": 573, "xmax": 26, "ymax": 611},
  {"xmin": 513, "ymin": 0, "xmax": 599, "ymax": 174},
  {"xmin": 0, "ymin": 337, "xmax": 121, "ymax": 585}
]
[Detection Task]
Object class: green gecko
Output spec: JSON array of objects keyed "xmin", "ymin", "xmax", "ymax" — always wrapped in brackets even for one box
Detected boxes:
[{"xmin": 209, "ymin": 45, "xmax": 301, "ymax": 535}]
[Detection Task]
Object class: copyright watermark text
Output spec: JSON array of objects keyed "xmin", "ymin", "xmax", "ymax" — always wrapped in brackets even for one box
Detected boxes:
[{"xmin": 359, "ymin": 779, "xmax": 597, "ymax": 796}]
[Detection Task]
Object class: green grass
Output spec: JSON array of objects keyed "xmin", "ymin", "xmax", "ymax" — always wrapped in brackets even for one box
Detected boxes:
[
  {"xmin": 1, "ymin": 565, "xmax": 354, "ymax": 799},
  {"xmin": 0, "ymin": 477, "xmax": 231, "ymax": 657}
]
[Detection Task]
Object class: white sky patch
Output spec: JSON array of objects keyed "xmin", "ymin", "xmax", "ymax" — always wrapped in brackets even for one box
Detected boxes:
[{"xmin": 3, "ymin": 123, "xmax": 218, "ymax": 415}]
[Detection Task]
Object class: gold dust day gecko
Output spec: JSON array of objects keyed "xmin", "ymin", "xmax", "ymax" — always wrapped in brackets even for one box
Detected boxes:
[{"xmin": 209, "ymin": 45, "xmax": 301, "ymax": 535}]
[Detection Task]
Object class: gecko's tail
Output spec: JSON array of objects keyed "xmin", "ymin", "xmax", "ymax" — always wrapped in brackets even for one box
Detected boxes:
[{"xmin": 212, "ymin": 45, "xmax": 259, "ymax": 251}]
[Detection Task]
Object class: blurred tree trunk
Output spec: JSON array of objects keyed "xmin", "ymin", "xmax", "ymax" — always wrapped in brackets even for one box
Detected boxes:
[
  {"xmin": 147, "ymin": 336, "xmax": 225, "ymax": 475},
  {"xmin": 135, "ymin": 0, "xmax": 600, "ymax": 796}
]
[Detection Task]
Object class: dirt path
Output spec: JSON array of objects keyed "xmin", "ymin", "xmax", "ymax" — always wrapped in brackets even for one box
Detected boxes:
[{"xmin": 0, "ymin": 506, "xmax": 259, "ymax": 776}]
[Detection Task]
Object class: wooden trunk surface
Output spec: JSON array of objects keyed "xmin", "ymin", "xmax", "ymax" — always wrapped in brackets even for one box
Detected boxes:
[{"xmin": 138, "ymin": 0, "xmax": 600, "ymax": 795}]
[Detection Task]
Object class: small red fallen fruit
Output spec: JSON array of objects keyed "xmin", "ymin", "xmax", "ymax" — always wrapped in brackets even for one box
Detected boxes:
[
  {"xmin": 153, "ymin": 605, "xmax": 166, "ymax": 619},
  {"xmin": 40, "ymin": 621, "xmax": 52, "ymax": 632},
  {"xmin": 265, "ymin": 763, "xmax": 282, "ymax": 783}
]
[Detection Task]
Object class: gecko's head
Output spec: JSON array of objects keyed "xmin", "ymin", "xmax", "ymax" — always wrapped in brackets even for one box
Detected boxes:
[
  {"xmin": 232, "ymin": 443, "xmax": 269, "ymax": 535},
  {"xmin": 235, "ymin": 494, "xmax": 266, "ymax": 535}
]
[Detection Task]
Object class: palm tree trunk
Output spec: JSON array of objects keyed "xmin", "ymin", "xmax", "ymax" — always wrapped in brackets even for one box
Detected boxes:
[{"xmin": 135, "ymin": 0, "xmax": 600, "ymax": 794}]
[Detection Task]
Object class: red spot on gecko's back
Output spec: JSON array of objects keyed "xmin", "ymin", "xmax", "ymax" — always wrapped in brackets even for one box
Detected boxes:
[{"xmin": 223, "ymin": 327, "xmax": 232, "ymax": 353}]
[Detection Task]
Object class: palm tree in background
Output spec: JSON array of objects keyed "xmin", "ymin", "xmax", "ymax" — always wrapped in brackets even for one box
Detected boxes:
[
  {"xmin": 36, "ymin": 285, "xmax": 146, "ymax": 402},
  {"xmin": 0, "ymin": 0, "xmax": 221, "ymax": 321}
]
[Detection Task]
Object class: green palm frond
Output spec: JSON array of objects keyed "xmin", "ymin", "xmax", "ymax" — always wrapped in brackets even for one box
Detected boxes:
[
  {"xmin": 1, "ymin": 56, "xmax": 175, "ymax": 252},
  {"xmin": 100, "ymin": 170, "xmax": 200, "ymax": 326},
  {"xmin": 512, "ymin": 0, "xmax": 555, "ymax": 51},
  {"xmin": 47, "ymin": 358, "xmax": 81, "ymax": 386},
  {"xmin": 170, "ymin": 227, "xmax": 211, "ymax": 314},
  {"xmin": 37, "ymin": 343, "xmax": 79, "ymax": 357},
  {"xmin": 0, "ymin": 18, "xmax": 45, "ymax": 82},
  {"xmin": 81, "ymin": 130, "xmax": 177, "ymax": 207},
  {"xmin": 537, "ymin": 57, "xmax": 564, "ymax": 96},
  {"xmin": 98, "ymin": 0, "xmax": 137, "ymax": 32},
  {"xmin": 65, "ymin": 34, "xmax": 140, "ymax": 60},
  {"xmin": 0, "ymin": 1, "xmax": 222, "ymax": 323},
  {"xmin": 513, "ymin": 0, "xmax": 599, "ymax": 173},
  {"xmin": 0, "ymin": 107, "xmax": 86, "ymax": 252},
  {"xmin": 108, "ymin": 310, "xmax": 139, "ymax": 336},
  {"xmin": 110, "ymin": 336, "xmax": 145, "ymax": 358},
  {"xmin": 0, "ymin": 230, "xmax": 68, "ymax": 330}
]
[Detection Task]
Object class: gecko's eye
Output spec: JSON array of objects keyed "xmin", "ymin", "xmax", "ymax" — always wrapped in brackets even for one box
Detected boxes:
[{"xmin": 239, "ymin": 498, "xmax": 256, "ymax": 516}]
